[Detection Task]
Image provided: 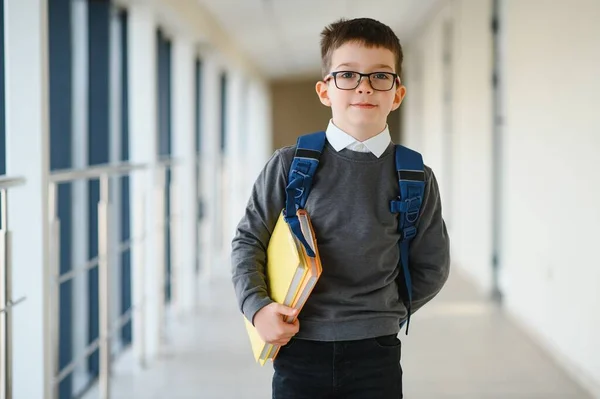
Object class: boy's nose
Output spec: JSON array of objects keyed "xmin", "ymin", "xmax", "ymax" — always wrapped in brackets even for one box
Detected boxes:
[{"xmin": 355, "ymin": 76, "xmax": 373, "ymax": 94}]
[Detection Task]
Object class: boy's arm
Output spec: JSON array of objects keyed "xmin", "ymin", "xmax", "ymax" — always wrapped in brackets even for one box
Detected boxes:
[
  {"xmin": 231, "ymin": 149, "xmax": 288, "ymax": 324},
  {"xmin": 408, "ymin": 167, "xmax": 451, "ymax": 314}
]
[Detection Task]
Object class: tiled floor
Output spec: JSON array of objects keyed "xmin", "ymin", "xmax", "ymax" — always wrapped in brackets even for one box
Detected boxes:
[{"xmin": 86, "ymin": 269, "xmax": 593, "ymax": 398}]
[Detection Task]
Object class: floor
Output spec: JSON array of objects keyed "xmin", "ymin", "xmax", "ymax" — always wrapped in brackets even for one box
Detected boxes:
[{"xmin": 84, "ymin": 268, "xmax": 593, "ymax": 399}]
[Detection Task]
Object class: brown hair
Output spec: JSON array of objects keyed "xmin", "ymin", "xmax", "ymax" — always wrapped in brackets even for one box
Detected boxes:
[{"xmin": 320, "ymin": 18, "xmax": 403, "ymax": 79}]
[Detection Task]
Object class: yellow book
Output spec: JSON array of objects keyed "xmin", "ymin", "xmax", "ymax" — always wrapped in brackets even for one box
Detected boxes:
[
  {"xmin": 267, "ymin": 209, "xmax": 322, "ymax": 361},
  {"xmin": 244, "ymin": 210, "xmax": 314, "ymax": 365}
]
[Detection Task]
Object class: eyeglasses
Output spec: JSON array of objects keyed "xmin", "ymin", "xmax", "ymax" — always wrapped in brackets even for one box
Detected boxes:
[{"xmin": 324, "ymin": 71, "xmax": 400, "ymax": 91}]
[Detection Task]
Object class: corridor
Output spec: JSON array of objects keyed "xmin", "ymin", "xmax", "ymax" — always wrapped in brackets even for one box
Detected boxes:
[
  {"xmin": 1, "ymin": 0, "xmax": 599, "ymax": 398},
  {"xmin": 83, "ymin": 269, "xmax": 590, "ymax": 399}
]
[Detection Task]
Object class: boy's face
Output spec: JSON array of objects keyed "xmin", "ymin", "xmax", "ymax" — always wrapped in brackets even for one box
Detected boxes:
[{"xmin": 315, "ymin": 41, "xmax": 406, "ymax": 136}]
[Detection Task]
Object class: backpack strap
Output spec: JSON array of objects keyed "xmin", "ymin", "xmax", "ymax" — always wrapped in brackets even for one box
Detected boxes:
[
  {"xmin": 390, "ymin": 145, "xmax": 426, "ymax": 334},
  {"xmin": 284, "ymin": 131, "xmax": 326, "ymax": 257}
]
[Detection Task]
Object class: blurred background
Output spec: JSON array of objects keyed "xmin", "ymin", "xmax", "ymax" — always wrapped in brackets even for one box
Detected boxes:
[{"xmin": 0, "ymin": 0, "xmax": 599, "ymax": 398}]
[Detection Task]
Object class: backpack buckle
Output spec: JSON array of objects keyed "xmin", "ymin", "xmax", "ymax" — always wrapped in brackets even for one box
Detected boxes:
[
  {"xmin": 406, "ymin": 210, "xmax": 419, "ymax": 224},
  {"xmin": 290, "ymin": 169, "xmax": 307, "ymax": 180},
  {"xmin": 390, "ymin": 199, "xmax": 403, "ymax": 213},
  {"xmin": 289, "ymin": 169, "xmax": 313, "ymax": 200},
  {"xmin": 405, "ymin": 196, "xmax": 422, "ymax": 223},
  {"xmin": 405, "ymin": 196, "xmax": 422, "ymax": 212},
  {"xmin": 390, "ymin": 196, "xmax": 422, "ymax": 218},
  {"xmin": 400, "ymin": 226, "xmax": 417, "ymax": 241}
]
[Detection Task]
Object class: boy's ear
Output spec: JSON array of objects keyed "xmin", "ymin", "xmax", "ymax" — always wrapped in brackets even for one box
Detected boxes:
[
  {"xmin": 391, "ymin": 84, "xmax": 407, "ymax": 112},
  {"xmin": 315, "ymin": 80, "xmax": 331, "ymax": 107}
]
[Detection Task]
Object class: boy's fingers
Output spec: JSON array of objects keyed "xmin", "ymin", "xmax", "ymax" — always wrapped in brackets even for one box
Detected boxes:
[
  {"xmin": 281, "ymin": 319, "xmax": 300, "ymax": 334},
  {"xmin": 274, "ymin": 304, "xmax": 298, "ymax": 317},
  {"xmin": 290, "ymin": 319, "xmax": 300, "ymax": 332}
]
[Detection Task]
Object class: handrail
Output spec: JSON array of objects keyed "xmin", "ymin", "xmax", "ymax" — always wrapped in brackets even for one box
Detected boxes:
[
  {"xmin": 54, "ymin": 235, "xmax": 145, "ymax": 285},
  {"xmin": 1, "ymin": 176, "xmax": 26, "ymax": 399},
  {"xmin": 45, "ymin": 158, "xmax": 180, "ymax": 399},
  {"xmin": 0, "ymin": 297, "xmax": 27, "ymax": 315},
  {"xmin": 156, "ymin": 156, "xmax": 180, "ymax": 168},
  {"xmin": 46, "ymin": 160, "xmax": 175, "ymax": 399},
  {"xmin": 49, "ymin": 161, "xmax": 146, "ymax": 183},
  {"xmin": 53, "ymin": 337, "xmax": 101, "ymax": 386},
  {"xmin": 0, "ymin": 177, "xmax": 26, "ymax": 189}
]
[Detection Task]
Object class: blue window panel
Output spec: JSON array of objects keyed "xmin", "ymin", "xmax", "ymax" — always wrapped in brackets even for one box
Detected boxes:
[
  {"xmin": 156, "ymin": 30, "xmax": 172, "ymax": 303},
  {"xmin": 48, "ymin": 0, "xmax": 73, "ymax": 397},
  {"xmin": 87, "ymin": 0, "xmax": 111, "ymax": 376},
  {"xmin": 119, "ymin": 9, "xmax": 132, "ymax": 345},
  {"xmin": 157, "ymin": 30, "xmax": 172, "ymax": 157}
]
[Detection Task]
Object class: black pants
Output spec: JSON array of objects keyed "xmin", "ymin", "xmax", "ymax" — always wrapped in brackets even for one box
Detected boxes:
[{"xmin": 272, "ymin": 334, "xmax": 402, "ymax": 399}]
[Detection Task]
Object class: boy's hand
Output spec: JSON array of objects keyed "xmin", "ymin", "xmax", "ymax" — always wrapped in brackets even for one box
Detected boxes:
[{"xmin": 254, "ymin": 303, "xmax": 300, "ymax": 346}]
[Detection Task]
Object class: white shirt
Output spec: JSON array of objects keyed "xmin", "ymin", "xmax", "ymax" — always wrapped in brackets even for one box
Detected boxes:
[{"xmin": 325, "ymin": 120, "xmax": 391, "ymax": 158}]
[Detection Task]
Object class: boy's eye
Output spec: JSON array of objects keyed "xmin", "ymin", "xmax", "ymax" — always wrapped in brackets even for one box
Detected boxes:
[
  {"xmin": 373, "ymin": 73, "xmax": 391, "ymax": 80},
  {"xmin": 339, "ymin": 72, "xmax": 356, "ymax": 79}
]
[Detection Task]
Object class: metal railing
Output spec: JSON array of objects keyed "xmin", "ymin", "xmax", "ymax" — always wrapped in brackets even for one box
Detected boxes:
[
  {"xmin": 0, "ymin": 176, "xmax": 27, "ymax": 399},
  {"xmin": 155, "ymin": 158, "xmax": 177, "ymax": 341},
  {"xmin": 47, "ymin": 162, "xmax": 154, "ymax": 399},
  {"xmin": 1, "ymin": 158, "xmax": 184, "ymax": 399}
]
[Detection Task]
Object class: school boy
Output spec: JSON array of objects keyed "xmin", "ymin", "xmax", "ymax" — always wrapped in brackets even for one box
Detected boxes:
[{"xmin": 231, "ymin": 17, "xmax": 450, "ymax": 399}]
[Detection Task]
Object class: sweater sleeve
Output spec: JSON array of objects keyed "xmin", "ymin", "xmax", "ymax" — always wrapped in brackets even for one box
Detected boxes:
[
  {"xmin": 408, "ymin": 166, "xmax": 451, "ymax": 314},
  {"xmin": 230, "ymin": 149, "xmax": 289, "ymax": 324}
]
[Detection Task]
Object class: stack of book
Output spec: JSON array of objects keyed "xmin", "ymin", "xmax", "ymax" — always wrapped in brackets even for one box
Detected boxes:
[{"xmin": 244, "ymin": 209, "xmax": 322, "ymax": 365}]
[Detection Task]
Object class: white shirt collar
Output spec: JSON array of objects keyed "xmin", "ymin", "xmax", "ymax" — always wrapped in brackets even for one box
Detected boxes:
[{"xmin": 325, "ymin": 120, "xmax": 391, "ymax": 158}]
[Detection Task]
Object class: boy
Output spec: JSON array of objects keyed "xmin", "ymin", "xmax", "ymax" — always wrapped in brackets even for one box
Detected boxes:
[{"xmin": 231, "ymin": 17, "xmax": 450, "ymax": 398}]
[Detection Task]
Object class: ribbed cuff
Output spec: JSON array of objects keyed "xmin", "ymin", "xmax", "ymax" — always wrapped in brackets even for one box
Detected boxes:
[{"xmin": 242, "ymin": 294, "xmax": 274, "ymax": 326}]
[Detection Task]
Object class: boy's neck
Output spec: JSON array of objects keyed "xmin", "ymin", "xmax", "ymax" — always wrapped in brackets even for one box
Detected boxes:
[{"xmin": 332, "ymin": 119, "xmax": 387, "ymax": 142}]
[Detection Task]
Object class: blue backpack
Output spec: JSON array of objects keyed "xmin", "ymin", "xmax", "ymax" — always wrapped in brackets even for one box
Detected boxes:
[{"xmin": 283, "ymin": 131, "xmax": 426, "ymax": 334}]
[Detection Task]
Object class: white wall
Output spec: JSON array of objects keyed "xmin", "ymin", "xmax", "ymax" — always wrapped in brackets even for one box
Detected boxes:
[
  {"xmin": 109, "ymin": 6, "xmax": 124, "ymax": 355},
  {"xmin": 171, "ymin": 35, "xmax": 197, "ymax": 317},
  {"xmin": 128, "ymin": 2, "xmax": 161, "ymax": 365},
  {"xmin": 449, "ymin": 0, "xmax": 494, "ymax": 294},
  {"xmin": 71, "ymin": 0, "xmax": 91, "ymax": 392},
  {"xmin": 502, "ymin": 0, "xmax": 600, "ymax": 395},
  {"xmin": 403, "ymin": 0, "xmax": 600, "ymax": 395},
  {"xmin": 222, "ymin": 69, "xmax": 274, "ymax": 266},
  {"xmin": 403, "ymin": 2, "xmax": 459, "ymax": 224},
  {"xmin": 198, "ymin": 53, "xmax": 222, "ymax": 281},
  {"xmin": 222, "ymin": 67, "xmax": 244, "ymax": 261},
  {"xmin": 403, "ymin": 0, "xmax": 494, "ymax": 294},
  {"xmin": 4, "ymin": 0, "xmax": 51, "ymax": 397},
  {"xmin": 245, "ymin": 79, "xmax": 273, "ymax": 193}
]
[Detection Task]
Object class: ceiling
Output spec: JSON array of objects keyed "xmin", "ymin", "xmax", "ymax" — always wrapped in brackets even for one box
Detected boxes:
[{"xmin": 196, "ymin": 0, "xmax": 442, "ymax": 79}]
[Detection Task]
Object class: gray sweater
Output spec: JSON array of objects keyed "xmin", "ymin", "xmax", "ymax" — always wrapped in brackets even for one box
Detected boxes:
[{"xmin": 231, "ymin": 141, "xmax": 450, "ymax": 341}]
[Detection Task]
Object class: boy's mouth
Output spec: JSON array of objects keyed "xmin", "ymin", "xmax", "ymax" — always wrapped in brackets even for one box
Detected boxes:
[{"xmin": 351, "ymin": 103, "xmax": 377, "ymax": 109}]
